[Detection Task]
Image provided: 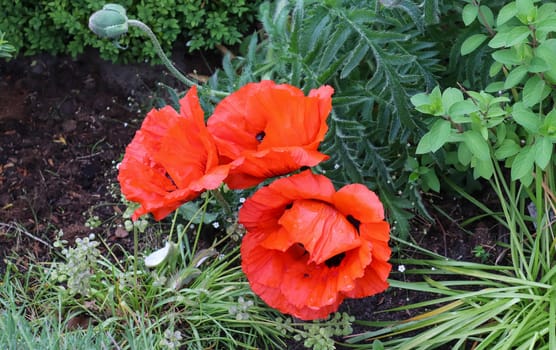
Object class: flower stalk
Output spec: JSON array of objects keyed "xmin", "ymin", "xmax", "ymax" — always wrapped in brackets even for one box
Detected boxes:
[{"xmin": 89, "ymin": 4, "xmax": 228, "ymax": 97}]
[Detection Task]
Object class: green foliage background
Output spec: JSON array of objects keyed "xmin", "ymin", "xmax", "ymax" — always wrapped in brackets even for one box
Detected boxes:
[
  {"xmin": 206, "ymin": 0, "xmax": 453, "ymax": 235},
  {"xmin": 0, "ymin": 0, "xmax": 260, "ymax": 62}
]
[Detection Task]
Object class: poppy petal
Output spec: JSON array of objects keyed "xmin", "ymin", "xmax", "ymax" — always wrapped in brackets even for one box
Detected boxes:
[
  {"xmin": 118, "ymin": 86, "xmax": 229, "ymax": 220},
  {"xmin": 332, "ymin": 184, "xmax": 385, "ymax": 223},
  {"xmin": 239, "ymin": 170, "xmax": 391, "ymax": 321},
  {"xmin": 207, "ymin": 81, "xmax": 333, "ymax": 189},
  {"xmin": 343, "ymin": 259, "xmax": 392, "ymax": 298},
  {"xmin": 278, "ymin": 199, "xmax": 360, "ymax": 264},
  {"xmin": 225, "ymin": 148, "xmax": 329, "ymax": 189}
]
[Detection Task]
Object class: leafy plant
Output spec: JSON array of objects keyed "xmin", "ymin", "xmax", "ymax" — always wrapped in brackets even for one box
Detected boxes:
[
  {"xmin": 413, "ymin": 0, "xmax": 556, "ymax": 187},
  {"xmin": 0, "ymin": 0, "xmax": 260, "ymax": 62},
  {"xmin": 1, "ymin": 190, "xmax": 357, "ymax": 349},
  {"xmin": 345, "ymin": 1, "xmax": 556, "ymax": 348},
  {"xmin": 0, "ymin": 30, "xmax": 15, "ymax": 59},
  {"xmin": 205, "ymin": 0, "xmax": 446, "ymax": 236}
]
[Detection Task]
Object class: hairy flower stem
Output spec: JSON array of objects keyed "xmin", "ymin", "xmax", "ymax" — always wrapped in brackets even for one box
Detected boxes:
[
  {"xmin": 127, "ymin": 20, "xmax": 196, "ymax": 88},
  {"xmin": 127, "ymin": 19, "xmax": 228, "ymax": 98},
  {"xmin": 211, "ymin": 189, "xmax": 233, "ymax": 219},
  {"xmin": 90, "ymin": 4, "xmax": 228, "ymax": 97}
]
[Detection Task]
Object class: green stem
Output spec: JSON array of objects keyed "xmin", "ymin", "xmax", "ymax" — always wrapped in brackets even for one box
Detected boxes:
[
  {"xmin": 211, "ymin": 188, "xmax": 233, "ymax": 219},
  {"xmin": 127, "ymin": 19, "xmax": 198, "ymax": 88},
  {"xmin": 127, "ymin": 19, "xmax": 228, "ymax": 98},
  {"xmin": 133, "ymin": 225, "xmax": 138, "ymax": 280}
]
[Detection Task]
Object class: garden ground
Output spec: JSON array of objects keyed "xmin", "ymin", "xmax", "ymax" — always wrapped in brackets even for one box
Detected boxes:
[{"xmin": 0, "ymin": 49, "xmax": 504, "ymax": 344}]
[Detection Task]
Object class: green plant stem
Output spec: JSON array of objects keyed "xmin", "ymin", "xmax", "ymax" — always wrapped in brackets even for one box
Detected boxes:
[
  {"xmin": 133, "ymin": 226, "xmax": 138, "ymax": 280},
  {"xmin": 127, "ymin": 19, "xmax": 228, "ymax": 98},
  {"xmin": 211, "ymin": 188, "xmax": 233, "ymax": 219},
  {"xmin": 127, "ymin": 20, "xmax": 197, "ymax": 87}
]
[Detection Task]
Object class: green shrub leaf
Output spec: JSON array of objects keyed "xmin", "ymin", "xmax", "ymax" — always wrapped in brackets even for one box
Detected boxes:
[
  {"xmin": 448, "ymin": 100, "xmax": 480, "ymax": 117},
  {"xmin": 503, "ymin": 65, "xmax": 528, "ymax": 89},
  {"xmin": 533, "ymin": 137, "xmax": 552, "ymax": 169},
  {"xmin": 512, "ymin": 102, "xmax": 541, "ymax": 132},
  {"xmin": 497, "ymin": 2, "xmax": 517, "ymax": 26},
  {"xmin": 463, "ymin": 130, "xmax": 490, "ymax": 161},
  {"xmin": 522, "ymin": 75, "xmax": 549, "ymax": 107},
  {"xmin": 416, "ymin": 119, "xmax": 451, "ymax": 154},
  {"xmin": 462, "ymin": 4, "xmax": 479, "ymax": 26},
  {"xmin": 461, "ymin": 34, "xmax": 488, "ymax": 56},
  {"xmin": 511, "ymin": 145, "xmax": 535, "ymax": 181},
  {"xmin": 494, "ymin": 139, "xmax": 520, "ymax": 160}
]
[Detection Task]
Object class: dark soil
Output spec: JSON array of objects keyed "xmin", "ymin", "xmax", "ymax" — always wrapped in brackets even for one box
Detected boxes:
[
  {"xmin": 0, "ymin": 47, "xmax": 219, "ymax": 272},
  {"xmin": 0, "ymin": 49, "xmax": 505, "ymax": 348}
]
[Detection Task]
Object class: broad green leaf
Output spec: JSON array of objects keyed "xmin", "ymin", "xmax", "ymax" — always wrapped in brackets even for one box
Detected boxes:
[
  {"xmin": 410, "ymin": 92, "xmax": 432, "ymax": 108},
  {"xmin": 489, "ymin": 62, "xmax": 503, "ymax": 77},
  {"xmin": 416, "ymin": 119, "xmax": 452, "ymax": 154},
  {"xmin": 492, "ymin": 48, "xmax": 522, "ymax": 66},
  {"xmin": 536, "ymin": 14, "xmax": 556, "ymax": 40},
  {"xmin": 485, "ymin": 81, "xmax": 505, "ymax": 93},
  {"xmin": 421, "ymin": 168, "xmax": 440, "ymax": 192},
  {"xmin": 540, "ymin": 109, "xmax": 556, "ymax": 136},
  {"xmin": 494, "ymin": 139, "xmax": 520, "ymax": 160},
  {"xmin": 462, "ymin": 130, "xmax": 491, "ymax": 161},
  {"xmin": 489, "ymin": 31, "xmax": 509, "ymax": 49},
  {"xmin": 462, "ymin": 4, "xmax": 478, "ymax": 26},
  {"xmin": 511, "ymin": 145, "xmax": 535, "ymax": 180},
  {"xmin": 533, "ymin": 137, "xmax": 552, "ymax": 169},
  {"xmin": 537, "ymin": 3, "xmax": 556, "ymax": 22},
  {"xmin": 448, "ymin": 100, "xmax": 480, "ymax": 116},
  {"xmin": 505, "ymin": 26, "xmax": 531, "ymax": 46},
  {"xmin": 497, "ymin": 2, "xmax": 517, "ymax": 26},
  {"xmin": 522, "ymin": 75, "xmax": 549, "ymax": 107},
  {"xmin": 461, "ymin": 34, "xmax": 488, "ymax": 55},
  {"xmin": 516, "ymin": 0, "xmax": 535, "ymax": 23},
  {"xmin": 412, "ymin": 86, "xmax": 443, "ymax": 116},
  {"xmin": 534, "ymin": 39, "xmax": 556, "ymax": 84},
  {"xmin": 527, "ymin": 56, "xmax": 549, "ymax": 73},
  {"xmin": 512, "ymin": 102, "xmax": 541, "ymax": 132},
  {"xmin": 478, "ymin": 6, "xmax": 495, "ymax": 28},
  {"xmin": 503, "ymin": 65, "xmax": 528, "ymax": 89},
  {"xmin": 441, "ymin": 88, "xmax": 464, "ymax": 113},
  {"xmin": 457, "ymin": 142, "xmax": 472, "ymax": 166},
  {"xmin": 472, "ymin": 157, "xmax": 494, "ymax": 179},
  {"xmin": 490, "ymin": 96, "xmax": 511, "ymax": 104}
]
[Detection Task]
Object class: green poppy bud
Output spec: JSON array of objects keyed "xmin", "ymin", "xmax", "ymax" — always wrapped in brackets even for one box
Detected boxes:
[{"xmin": 88, "ymin": 4, "xmax": 129, "ymax": 39}]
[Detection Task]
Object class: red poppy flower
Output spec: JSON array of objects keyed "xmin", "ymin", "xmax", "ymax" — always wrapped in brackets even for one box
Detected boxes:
[
  {"xmin": 239, "ymin": 170, "xmax": 391, "ymax": 320},
  {"xmin": 207, "ymin": 80, "xmax": 333, "ymax": 189},
  {"xmin": 118, "ymin": 86, "xmax": 229, "ymax": 220}
]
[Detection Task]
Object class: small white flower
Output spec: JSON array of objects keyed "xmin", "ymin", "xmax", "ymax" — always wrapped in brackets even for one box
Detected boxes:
[
  {"xmin": 239, "ymin": 197, "xmax": 246, "ymax": 203},
  {"xmin": 334, "ymin": 163, "xmax": 340, "ymax": 170},
  {"xmin": 397, "ymin": 265, "xmax": 406, "ymax": 273},
  {"xmin": 212, "ymin": 221, "xmax": 220, "ymax": 229}
]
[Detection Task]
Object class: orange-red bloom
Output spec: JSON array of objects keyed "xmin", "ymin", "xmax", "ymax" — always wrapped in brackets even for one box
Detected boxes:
[
  {"xmin": 239, "ymin": 170, "xmax": 391, "ymax": 320},
  {"xmin": 207, "ymin": 80, "xmax": 333, "ymax": 189},
  {"xmin": 118, "ymin": 86, "xmax": 229, "ymax": 220}
]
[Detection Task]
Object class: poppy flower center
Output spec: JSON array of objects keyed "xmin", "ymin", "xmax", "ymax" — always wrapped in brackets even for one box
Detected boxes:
[
  {"xmin": 346, "ymin": 215, "xmax": 361, "ymax": 232},
  {"xmin": 324, "ymin": 252, "xmax": 346, "ymax": 268},
  {"xmin": 255, "ymin": 131, "xmax": 266, "ymax": 142}
]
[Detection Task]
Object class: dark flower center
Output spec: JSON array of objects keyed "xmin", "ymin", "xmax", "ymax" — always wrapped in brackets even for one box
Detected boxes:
[
  {"xmin": 346, "ymin": 215, "xmax": 361, "ymax": 232},
  {"xmin": 325, "ymin": 252, "xmax": 346, "ymax": 268},
  {"xmin": 285, "ymin": 202, "xmax": 293, "ymax": 210},
  {"xmin": 256, "ymin": 131, "xmax": 266, "ymax": 142}
]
